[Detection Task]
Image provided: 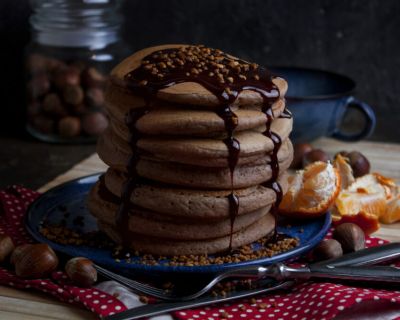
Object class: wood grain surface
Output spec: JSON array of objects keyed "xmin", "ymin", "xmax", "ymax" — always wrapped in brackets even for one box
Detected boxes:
[{"xmin": 1, "ymin": 137, "xmax": 400, "ymax": 319}]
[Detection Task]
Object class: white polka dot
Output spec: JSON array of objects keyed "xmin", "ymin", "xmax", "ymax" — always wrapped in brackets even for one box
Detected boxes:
[
  {"xmin": 115, "ymin": 306, "xmax": 121, "ymax": 311},
  {"xmin": 246, "ymin": 309, "xmax": 252, "ymax": 313},
  {"xmin": 356, "ymin": 298, "xmax": 362, "ymax": 303},
  {"xmin": 180, "ymin": 312, "xmax": 187, "ymax": 316},
  {"xmin": 322, "ymin": 310, "xmax": 328, "ymax": 315},
  {"xmin": 374, "ymin": 296, "xmax": 380, "ymax": 300},
  {"xmin": 57, "ymin": 288, "xmax": 63, "ymax": 293},
  {"xmin": 86, "ymin": 295, "xmax": 92, "ymax": 299},
  {"xmin": 327, "ymin": 304, "xmax": 333, "ymax": 308},
  {"xmin": 93, "ymin": 300, "xmax": 99, "ymax": 304},
  {"xmin": 109, "ymin": 312, "xmax": 115, "ymax": 316},
  {"xmin": 338, "ymin": 306, "xmax": 344, "ymax": 310},
  {"xmin": 212, "ymin": 313, "xmax": 218, "ymax": 317},
  {"xmin": 200, "ymin": 311, "xmax": 206, "ymax": 315},
  {"xmin": 240, "ymin": 315, "xmax": 247, "ymax": 318}
]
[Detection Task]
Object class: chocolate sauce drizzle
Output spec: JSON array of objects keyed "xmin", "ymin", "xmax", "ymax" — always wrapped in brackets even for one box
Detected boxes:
[{"xmin": 122, "ymin": 45, "xmax": 283, "ymax": 251}]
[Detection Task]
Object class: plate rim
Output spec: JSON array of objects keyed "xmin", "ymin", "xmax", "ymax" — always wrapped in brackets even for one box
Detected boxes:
[{"xmin": 26, "ymin": 173, "xmax": 331, "ymax": 274}]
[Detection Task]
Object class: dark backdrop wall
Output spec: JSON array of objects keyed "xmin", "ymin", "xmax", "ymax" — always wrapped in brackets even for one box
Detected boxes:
[{"xmin": 1, "ymin": 0, "xmax": 399, "ymax": 141}]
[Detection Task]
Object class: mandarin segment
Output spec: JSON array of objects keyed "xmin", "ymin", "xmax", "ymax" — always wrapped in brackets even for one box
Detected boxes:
[
  {"xmin": 332, "ymin": 211, "xmax": 380, "ymax": 235},
  {"xmin": 279, "ymin": 161, "xmax": 340, "ymax": 218},
  {"xmin": 380, "ymin": 196, "xmax": 400, "ymax": 224}
]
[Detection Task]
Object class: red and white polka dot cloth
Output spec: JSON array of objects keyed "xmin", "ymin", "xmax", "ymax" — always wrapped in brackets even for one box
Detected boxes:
[
  {"xmin": 0, "ymin": 186, "xmax": 126, "ymax": 318},
  {"xmin": 1, "ymin": 185, "xmax": 400, "ymax": 320}
]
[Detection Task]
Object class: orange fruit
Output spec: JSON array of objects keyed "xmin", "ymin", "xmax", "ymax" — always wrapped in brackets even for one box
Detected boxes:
[
  {"xmin": 332, "ymin": 211, "xmax": 380, "ymax": 235},
  {"xmin": 380, "ymin": 196, "xmax": 400, "ymax": 224},
  {"xmin": 279, "ymin": 161, "xmax": 341, "ymax": 218},
  {"xmin": 333, "ymin": 154, "xmax": 355, "ymax": 190},
  {"xmin": 335, "ymin": 174, "xmax": 389, "ymax": 219}
]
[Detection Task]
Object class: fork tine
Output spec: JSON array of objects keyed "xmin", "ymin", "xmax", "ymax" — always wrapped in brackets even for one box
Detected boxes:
[{"xmin": 93, "ymin": 264, "xmax": 170, "ymax": 299}]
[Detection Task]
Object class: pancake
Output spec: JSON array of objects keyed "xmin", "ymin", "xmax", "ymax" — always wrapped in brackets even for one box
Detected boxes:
[
  {"xmin": 97, "ymin": 136, "xmax": 292, "ymax": 189},
  {"xmin": 87, "ymin": 44, "xmax": 293, "ymax": 256},
  {"xmin": 108, "ymin": 44, "xmax": 288, "ymax": 108},
  {"xmin": 94, "ymin": 170, "xmax": 289, "ymax": 218},
  {"xmin": 105, "ymin": 96, "xmax": 286, "ymax": 137},
  {"xmin": 88, "ymin": 187, "xmax": 272, "ymax": 240},
  {"xmin": 103, "ymin": 117, "xmax": 292, "ymax": 167},
  {"xmin": 96, "ymin": 213, "xmax": 276, "ymax": 255}
]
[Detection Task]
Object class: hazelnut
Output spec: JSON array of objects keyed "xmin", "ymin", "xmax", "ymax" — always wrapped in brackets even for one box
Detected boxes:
[
  {"xmin": 10, "ymin": 244, "xmax": 31, "ymax": 265},
  {"xmin": 85, "ymin": 88, "xmax": 105, "ymax": 107},
  {"xmin": 11, "ymin": 244, "xmax": 58, "ymax": 278},
  {"xmin": 82, "ymin": 112, "xmax": 108, "ymax": 136},
  {"xmin": 42, "ymin": 93, "xmax": 66, "ymax": 117},
  {"xmin": 0, "ymin": 234, "xmax": 15, "ymax": 263},
  {"xmin": 336, "ymin": 151, "xmax": 370, "ymax": 178},
  {"xmin": 313, "ymin": 239, "xmax": 343, "ymax": 261},
  {"xmin": 65, "ymin": 257, "xmax": 97, "ymax": 287},
  {"xmin": 27, "ymin": 54, "xmax": 48, "ymax": 73},
  {"xmin": 58, "ymin": 116, "xmax": 81, "ymax": 137},
  {"xmin": 53, "ymin": 65, "xmax": 81, "ymax": 88},
  {"xmin": 29, "ymin": 73, "xmax": 50, "ymax": 97},
  {"xmin": 333, "ymin": 223, "xmax": 365, "ymax": 253},
  {"xmin": 63, "ymin": 85, "xmax": 84, "ymax": 105},
  {"xmin": 302, "ymin": 149, "xmax": 329, "ymax": 167},
  {"xmin": 82, "ymin": 67, "xmax": 106, "ymax": 88},
  {"xmin": 291, "ymin": 143, "xmax": 313, "ymax": 169}
]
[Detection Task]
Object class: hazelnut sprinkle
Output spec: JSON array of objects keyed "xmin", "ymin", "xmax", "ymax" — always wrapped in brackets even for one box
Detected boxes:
[{"xmin": 117, "ymin": 45, "xmax": 289, "ymax": 252}]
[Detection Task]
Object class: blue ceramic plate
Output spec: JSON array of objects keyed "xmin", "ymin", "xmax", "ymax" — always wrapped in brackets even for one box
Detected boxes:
[{"xmin": 26, "ymin": 174, "xmax": 331, "ymax": 275}]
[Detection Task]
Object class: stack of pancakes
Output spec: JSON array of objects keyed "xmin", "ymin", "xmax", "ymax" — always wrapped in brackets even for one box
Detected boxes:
[{"xmin": 88, "ymin": 44, "xmax": 293, "ymax": 256}]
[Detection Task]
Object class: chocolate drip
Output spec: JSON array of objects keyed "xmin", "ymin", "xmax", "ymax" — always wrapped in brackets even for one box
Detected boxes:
[
  {"xmin": 279, "ymin": 108, "xmax": 293, "ymax": 119},
  {"xmin": 123, "ymin": 45, "xmax": 281, "ymax": 251},
  {"xmin": 261, "ymin": 104, "xmax": 284, "ymax": 213},
  {"xmin": 216, "ymin": 105, "xmax": 240, "ymax": 250},
  {"xmin": 116, "ymin": 109, "xmax": 148, "ymax": 247}
]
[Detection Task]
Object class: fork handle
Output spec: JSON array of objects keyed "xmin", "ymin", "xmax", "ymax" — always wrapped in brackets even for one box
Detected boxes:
[{"xmin": 279, "ymin": 264, "xmax": 400, "ymax": 283}]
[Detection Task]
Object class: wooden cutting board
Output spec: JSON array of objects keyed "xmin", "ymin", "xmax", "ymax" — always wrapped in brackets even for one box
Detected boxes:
[{"xmin": 1, "ymin": 137, "xmax": 400, "ymax": 319}]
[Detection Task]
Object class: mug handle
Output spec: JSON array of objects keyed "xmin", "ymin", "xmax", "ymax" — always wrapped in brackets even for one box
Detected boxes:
[{"xmin": 331, "ymin": 97, "xmax": 376, "ymax": 141}]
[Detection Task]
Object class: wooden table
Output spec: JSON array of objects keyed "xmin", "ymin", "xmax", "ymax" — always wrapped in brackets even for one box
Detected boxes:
[{"xmin": 0, "ymin": 137, "xmax": 400, "ymax": 319}]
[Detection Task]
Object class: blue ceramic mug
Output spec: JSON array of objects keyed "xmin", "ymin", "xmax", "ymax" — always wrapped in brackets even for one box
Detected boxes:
[{"xmin": 269, "ymin": 67, "xmax": 376, "ymax": 143}]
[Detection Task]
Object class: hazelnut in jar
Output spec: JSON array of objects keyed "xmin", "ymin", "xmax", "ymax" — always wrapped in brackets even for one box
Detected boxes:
[{"xmin": 25, "ymin": 0, "xmax": 127, "ymax": 143}]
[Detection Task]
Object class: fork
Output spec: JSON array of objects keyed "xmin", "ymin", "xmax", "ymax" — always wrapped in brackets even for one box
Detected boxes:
[{"xmin": 94, "ymin": 242, "xmax": 400, "ymax": 301}]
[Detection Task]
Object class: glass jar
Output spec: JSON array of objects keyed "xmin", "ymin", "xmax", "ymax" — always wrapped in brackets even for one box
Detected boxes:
[{"xmin": 26, "ymin": 0, "xmax": 127, "ymax": 143}]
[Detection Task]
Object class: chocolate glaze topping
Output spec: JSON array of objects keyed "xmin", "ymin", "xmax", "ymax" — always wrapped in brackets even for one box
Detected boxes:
[{"xmin": 122, "ymin": 45, "xmax": 282, "ymax": 251}]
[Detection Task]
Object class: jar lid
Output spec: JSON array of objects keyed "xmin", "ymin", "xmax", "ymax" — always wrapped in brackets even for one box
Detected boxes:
[{"xmin": 30, "ymin": 0, "xmax": 122, "ymax": 49}]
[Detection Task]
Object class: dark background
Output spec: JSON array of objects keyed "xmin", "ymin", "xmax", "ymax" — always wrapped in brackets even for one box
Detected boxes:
[{"xmin": 0, "ymin": 0, "xmax": 399, "ymax": 188}]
